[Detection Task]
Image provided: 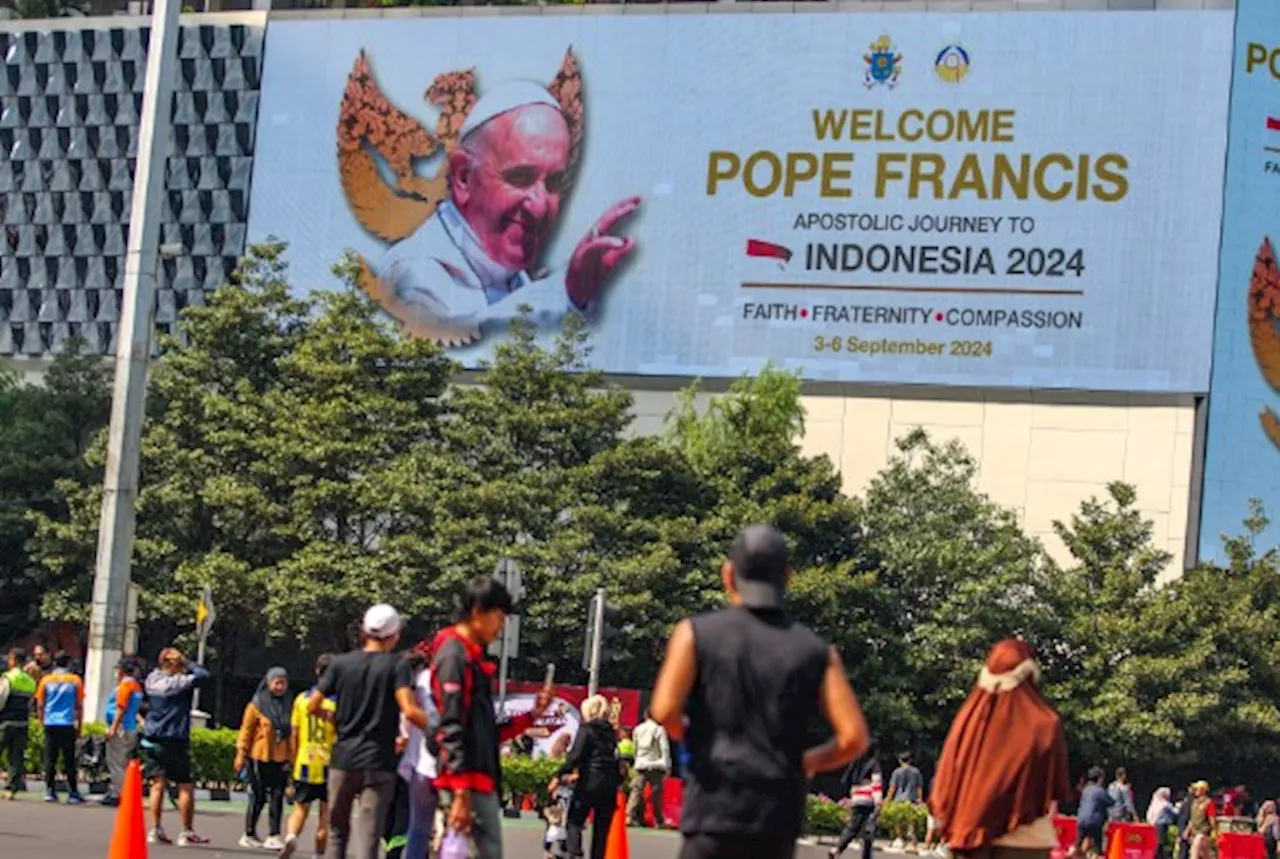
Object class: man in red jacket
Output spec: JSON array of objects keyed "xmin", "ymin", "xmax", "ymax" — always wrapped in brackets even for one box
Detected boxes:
[{"xmin": 431, "ymin": 576, "xmax": 550, "ymax": 859}]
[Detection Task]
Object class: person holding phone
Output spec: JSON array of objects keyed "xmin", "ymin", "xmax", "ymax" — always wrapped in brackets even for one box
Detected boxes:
[{"xmin": 429, "ymin": 576, "xmax": 552, "ymax": 859}]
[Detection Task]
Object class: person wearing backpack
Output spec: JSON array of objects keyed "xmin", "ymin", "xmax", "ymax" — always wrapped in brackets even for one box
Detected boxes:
[
  {"xmin": 627, "ymin": 711, "xmax": 670, "ymax": 828},
  {"xmin": 1, "ymin": 648, "xmax": 38, "ymax": 801}
]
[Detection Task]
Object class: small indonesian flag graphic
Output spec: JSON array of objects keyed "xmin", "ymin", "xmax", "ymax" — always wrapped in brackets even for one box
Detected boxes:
[
  {"xmin": 1268, "ymin": 117, "xmax": 1280, "ymax": 132},
  {"xmin": 746, "ymin": 239, "xmax": 793, "ymax": 264}
]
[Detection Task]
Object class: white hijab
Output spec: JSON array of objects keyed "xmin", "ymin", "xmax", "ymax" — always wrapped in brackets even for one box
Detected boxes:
[{"xmin": 1146, "ymin": 787, "xmax": 1172, "ymax": 825}]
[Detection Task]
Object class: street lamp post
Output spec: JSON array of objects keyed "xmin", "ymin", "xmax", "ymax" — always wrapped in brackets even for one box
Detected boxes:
[{"xmin": 82, "ymin": 0, "xmax": 184, "ymax": 724}]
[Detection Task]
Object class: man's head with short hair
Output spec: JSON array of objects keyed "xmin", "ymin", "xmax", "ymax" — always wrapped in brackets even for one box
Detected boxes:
[
  {"xmin": 898, "ymin": 752, "xmax": 913, "ymax": 765},
  {"xmin": 115, "ymin": 658, "xmax": 135, "ymax": 678},
  {"xmin": 315, "ymin": 653, "xmax": 334, "ymax": 679},
  {"xmin": 7, "ymin": 648, "xmax": 24, "ymax": 670},
  {"xmin": 455, "ymin": 575, "xmax": 516, "ymax": 647},
  {"xmin": 1115, "ymin": 767, "xmax": 1128, "ymax": 783},
  {"xmin": 722, "ymin": 524, "xmax": 791, "ymax": 610},
  {"xmin": 52, "ymin": 650, "xmax": 71, "ymax": 669},
  {"xmin": 32, "ymin": 645, "xmax": 49, "ymax": 667},
  {"xmin": 448, "ymin": 88, "xmax": 570, "ymax": 274},
  {"xmin": 1088, "ymin": 766, "xmax": 1106, "ymax": 784}
]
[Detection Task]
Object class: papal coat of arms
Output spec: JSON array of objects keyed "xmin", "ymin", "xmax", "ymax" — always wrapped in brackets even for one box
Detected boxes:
[{"xmin": 864, "ymin": 35, "xmax": 903, "ymax": 89}]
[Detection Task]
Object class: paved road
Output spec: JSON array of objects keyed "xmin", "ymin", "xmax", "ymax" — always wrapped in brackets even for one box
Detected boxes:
[{"xmin": 0, "ymin": 795, "xmax": 844, "ymax": 858}]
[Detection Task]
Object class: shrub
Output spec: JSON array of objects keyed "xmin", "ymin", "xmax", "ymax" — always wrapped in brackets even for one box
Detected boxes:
[
  {"xmin": 500, "ymin": 755, "xmax": 564, "ymax": 808},
  {"xmin": 805, "ymin": 794, "xmax": 848, "ymax": 835},
  {"xmin": 879, "ymin": 801, "xmax": 929, "ymax": 840},
  {"xmin": 190, "ymin": 728, "xmax": 239, "ymax": 786},
  {"xmin": 20, "ymin": 721, "xmax": 234, "ymax": 788}
]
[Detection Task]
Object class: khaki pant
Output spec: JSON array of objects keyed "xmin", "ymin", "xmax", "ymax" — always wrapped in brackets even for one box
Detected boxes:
[
  {"xmin": 627, "ymin": 769, "xmax": 666, "ymax": 826},
  {"xmin": 105, "ymin": 731, "xmax": 138, "ymax": 800}
]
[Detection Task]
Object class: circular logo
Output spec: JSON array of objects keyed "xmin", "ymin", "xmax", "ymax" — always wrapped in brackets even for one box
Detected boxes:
[{"xmin": 935, "ymin": 45, "xmax": 970, "ymax": 84}]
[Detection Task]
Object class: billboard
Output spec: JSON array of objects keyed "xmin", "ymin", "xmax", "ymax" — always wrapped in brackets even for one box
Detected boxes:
[
  {"xmin": 247, "ymin": 12, "xmax": 1231, "ymax": 392},
  {"xmin": 1200, "ymin": 16, "xmax": 1280, "ymax": 560}
]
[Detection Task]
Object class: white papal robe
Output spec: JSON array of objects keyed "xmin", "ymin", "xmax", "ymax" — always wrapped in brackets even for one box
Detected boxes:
[{"xmin": 377, "ymin": 201, "xmax": 585, "ymax": 339}]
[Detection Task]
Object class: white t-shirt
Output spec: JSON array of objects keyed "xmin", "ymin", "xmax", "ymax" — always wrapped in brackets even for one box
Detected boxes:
[{"xmin": 398, "ymin": 670, "xmax": 438, "ymax": 781}]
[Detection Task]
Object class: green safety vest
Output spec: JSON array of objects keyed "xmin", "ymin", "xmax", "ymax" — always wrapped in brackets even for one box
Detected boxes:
[{"xmin": 3, "ymin": 667, "xmax": 36, "ymax": 697}]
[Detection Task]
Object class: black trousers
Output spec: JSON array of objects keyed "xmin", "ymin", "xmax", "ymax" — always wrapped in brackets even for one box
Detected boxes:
[
  {"xmin": 678, "ymin": 833, "xmax": 797, "ymax": 859},
  {"xmin": 245, "ymin": 760, "xmax": 289, "ymax": 838},
  {"xmin": 1, "ymin": 723, "xmax": 27, "ymax": 792},
  {"xmin": 835, "ymin": 804, "xmax": 877, "ymax": 859},
  {"xmin": 43, "ymin": 725, "xmax": 77, "ymax": 795},
  {"xmin": 567, "ymin": 788, "xmax": 617, "ymax": 859}
]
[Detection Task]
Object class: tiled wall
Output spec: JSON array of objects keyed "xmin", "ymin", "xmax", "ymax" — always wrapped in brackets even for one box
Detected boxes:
[
  {"xmin": 628, "ymin": 385, "xmax": 1198, "ymax": 575},
  {"xmin": 0, "ymin": 14, "xmax": 266, "ymax": 357}
]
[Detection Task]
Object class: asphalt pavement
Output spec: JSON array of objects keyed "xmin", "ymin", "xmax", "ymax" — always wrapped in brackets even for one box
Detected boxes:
[{"xmin": 0, "ymin": 793, "xmax": 846, "ymax": 858}]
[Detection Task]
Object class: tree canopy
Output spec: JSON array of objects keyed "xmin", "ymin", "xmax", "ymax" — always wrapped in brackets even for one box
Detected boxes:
[{"xmin": 6, "ymin": 241, "xmax": 1280, "ymax": 792}]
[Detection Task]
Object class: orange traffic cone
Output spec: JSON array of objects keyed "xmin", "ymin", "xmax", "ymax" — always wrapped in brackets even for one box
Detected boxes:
[
  {"xmin": 605, "ymin": 791, "xmax": 630, "ymax": 859},
  {"xmin": 107, "ymin": 759, "xmax": 148, "ymax": 859}
]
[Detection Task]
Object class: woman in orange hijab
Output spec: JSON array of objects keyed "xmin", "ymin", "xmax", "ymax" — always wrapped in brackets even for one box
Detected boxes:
[{"xmin": 929, "ymin": 639, "xmax": 1074, "ymax": 859}]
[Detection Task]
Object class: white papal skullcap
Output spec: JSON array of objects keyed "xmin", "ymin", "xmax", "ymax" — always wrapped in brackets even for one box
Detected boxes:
[{"xmin": 460, "ymin": 81, "xmax": 563, "ymax": 141}]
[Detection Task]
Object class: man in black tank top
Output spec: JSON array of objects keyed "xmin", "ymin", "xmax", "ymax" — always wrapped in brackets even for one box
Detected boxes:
[{"xmin": 650, "ymin": 525, "xmax": 871, "ymax": 859}]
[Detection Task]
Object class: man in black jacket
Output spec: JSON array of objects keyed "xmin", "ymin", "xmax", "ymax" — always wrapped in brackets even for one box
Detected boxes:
[{"xmin": 430, "ymin": 576, "xmax": 550, "ymax": 859}]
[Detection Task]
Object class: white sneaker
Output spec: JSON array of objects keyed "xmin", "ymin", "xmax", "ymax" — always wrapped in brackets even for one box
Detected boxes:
[
  {"xmin": 277, "ymin": 834, "xmax": 299, "ymax": 859},
  {"xmin": 240, "ymin": 835, "xmax": 264, "ymax": 849},
  {"xmin": 179, "ymin": 831, "xmax": 210, "ymax": 848},
  {"xmin": 148, "ymin": 828, "xmax": 172, "ymax": 845},
  {"xmin": 893, "ymin": 839, "xmax": 907, "ymax": 852},
  {"xmin": 263, "ymin": 835, "xmax": 286, "ymax": 851}
]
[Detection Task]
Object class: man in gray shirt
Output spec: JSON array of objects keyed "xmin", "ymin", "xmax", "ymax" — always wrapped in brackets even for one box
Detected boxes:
[{"xmin": 886, "ymin": 752, "xmax": 925, "ymax": 851}]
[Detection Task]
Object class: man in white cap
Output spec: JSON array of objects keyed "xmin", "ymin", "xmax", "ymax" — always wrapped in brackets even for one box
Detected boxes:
[
  {"xmin": 303, "ymin": 605, "xmax": 428, "ymax": 859},
  {"xmin": 377, "ymin": 80, "xmax": 641, "ymax": 343}
]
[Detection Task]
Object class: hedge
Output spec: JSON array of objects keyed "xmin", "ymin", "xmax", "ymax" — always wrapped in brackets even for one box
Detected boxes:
[
  {"xmin": 804, "ymin": 797, "xmax": 930, "ymax": 839},
  {"xmin": 5, "ymin": 721, "xmax": 891, "ymax": 836},
  {"xmin": 8, "ymin": 721, "xmax": 239, "ymax": 788}
]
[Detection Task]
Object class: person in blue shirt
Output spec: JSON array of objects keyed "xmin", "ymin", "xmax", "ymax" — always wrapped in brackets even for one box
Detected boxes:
[
  {"xmin": 101, "ymin": 658, "xmax": 144, "ymax": 807},
  {"xmin": 142, "ymin": 647, "xmax": 211, "ymax": 848},
  {"xmin": 34, "ymin": 651, "xmax": 84, "ymax": 804},
  {"xmin": 1077, "ymin": 766, "xmax": 1115, "ymax": 855}
]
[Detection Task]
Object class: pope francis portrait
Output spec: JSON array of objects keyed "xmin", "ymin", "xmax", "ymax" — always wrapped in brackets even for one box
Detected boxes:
[{"xmin": 375, "ymin": 81, "xmax": 641, "ymax": 342}]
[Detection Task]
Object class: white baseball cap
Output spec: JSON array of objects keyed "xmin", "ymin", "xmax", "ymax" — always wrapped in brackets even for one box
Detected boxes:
[{"xmin": 362, "ymin": 604, "xmax": 403, "ymax": 640}]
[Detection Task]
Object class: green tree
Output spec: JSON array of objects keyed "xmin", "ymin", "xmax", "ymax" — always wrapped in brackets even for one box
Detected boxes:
[
  {"xmin": 409, "ymin": 311, "xmax": 716, "ymax": 689},
  {"xmin": 0, "ymin": 341, "xmax": 110, "ymax": 644},
  {"xmin": 855, "ymin": 429, "xmax": 1052, "ymax": 760},
  {"xmin": 31, "ymin": 244, "xmax": 457, "ymax": 719},
  {"xmin": 1042, "ymin": 482, "xmax": 1174, "ymax": 769},
  {"xmin": 1126, "ymin": 503, "xmax": 1280, "ymax": 788},
  {"xmin": 664, "ymin": 366, "xmax": 887, "ymax": 735}
]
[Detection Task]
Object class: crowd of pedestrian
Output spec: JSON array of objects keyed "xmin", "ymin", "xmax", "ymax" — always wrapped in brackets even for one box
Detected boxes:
[{"xmin": 5, "ymin": 522, "xmax": 1279, "ymax": 859}]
